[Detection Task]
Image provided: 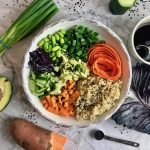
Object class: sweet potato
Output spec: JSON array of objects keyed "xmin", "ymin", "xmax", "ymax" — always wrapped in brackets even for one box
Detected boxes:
[{"xmin": 10, "ymin": 118, "xmax": 67, "ymax": 150}]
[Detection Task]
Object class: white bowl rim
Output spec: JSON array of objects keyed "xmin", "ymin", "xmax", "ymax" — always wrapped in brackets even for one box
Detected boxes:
[
  {"xmin": 22, "ymin": 18, "xmax": 132, "ymax": 128},
  {"xmin": 131, "ymin": 15, "xmax": 150, "ymax": 65}
]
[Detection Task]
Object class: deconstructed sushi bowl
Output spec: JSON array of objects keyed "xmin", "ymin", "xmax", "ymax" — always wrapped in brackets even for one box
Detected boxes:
[{"xmin": 22, "ymin": 19, "xmax": 132, "ymax": 127}]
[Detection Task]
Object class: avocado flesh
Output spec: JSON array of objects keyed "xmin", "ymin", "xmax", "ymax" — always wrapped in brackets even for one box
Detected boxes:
[{"xmin": 0, "ymin": 76, "xmax": 12, "ymax": 111}]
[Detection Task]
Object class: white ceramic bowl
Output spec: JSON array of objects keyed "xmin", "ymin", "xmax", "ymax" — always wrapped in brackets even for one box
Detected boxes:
[
  {"xmin": 128, "ymin": 15, "xmax": 150, "ymax": 65},
  {"xmin": 22, "ymin": 19, "xmax": 132, "ymax": 127}
]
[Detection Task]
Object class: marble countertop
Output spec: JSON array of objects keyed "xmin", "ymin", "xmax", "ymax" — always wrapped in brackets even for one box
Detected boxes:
[{"xmin": 0, "ymin": 0, "xmax": 150, "ymax": 150}]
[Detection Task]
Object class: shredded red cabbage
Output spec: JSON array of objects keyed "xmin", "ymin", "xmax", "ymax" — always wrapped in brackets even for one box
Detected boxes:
[{"xmin": 28, "ymin": 48, "xmax": 53, "ymax": 73}]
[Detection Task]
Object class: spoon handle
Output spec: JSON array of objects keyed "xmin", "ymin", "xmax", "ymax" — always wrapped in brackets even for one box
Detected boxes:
[{"xmin": 104, "ymin": 135, "xmax": 140, "ymax": 147}]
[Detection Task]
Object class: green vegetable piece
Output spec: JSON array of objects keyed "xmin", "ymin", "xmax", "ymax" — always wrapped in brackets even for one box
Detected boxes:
[
  {"xmin": 60, "ymin": 38, "xmax": 65, "ymax": 45},
  {"xmin": 38, "ymin": 40, "xmax": 44, "ymax": 47},
  {"xmin": 46, "ymin": 83, "xmax": 50, "ymax": 88},
  {"xmin": 62, "ymin": 49, "xmax": 66, "ymax": 52},
  {"xmin": 62, "ymin": 44, "xmax": 68, "ymax": 49},
  {"xmin": 52, "ymin": 46, "xmax": 61, "ymax": 51},
  {"xmin": 44, "ymin": 38, "xmax": 49, "ymax": 42},
  {"xmin": 36, "ymin": 79, "xmax": 47, "ymax": 85},
  {"xmin": 60, "ymin": 29, "xmax": 66, "ymax": 35},
  {"xmin": 69, "ymin": 48, "xmax": 74, "ymax": 54},
  {"xmin": 36, "ymin": 82, "xmax": 45, "ymax": 88},
  {"xmin": 55, "ymin": 33, "xmax": 60, "ymax": 41},
  {"xmin": 48, "ymin": 34, "xmax": 51, "ymax": 40},
  {"xmin": 56, "ymin": 43, "xmax": 59, "ymax": 46},
  {"xmin": 76, "ymin": 50, "xmax": 82, "ymax": 56},
  {"xmin": 54, "ymin": 66, "xmax": 60, "ymax": 72},
  {"xmin": 0, "ymin": 0, "xmax": 59, "ymax": 56},
  {"xmin": 75, "ymin": 33, "xmax": 82, "ymax": 39},
  {"xmin": 76, "ymin": 26, "xmax": 85, "ymax": 34},
  {"xmin": 44, "ymin": 42, "xmax": 49, "ymax": 51},
  {"xmin": 52, "ymin": 52, "xmax": 55, "ymax": 57},
  {"xmin": 50, "ymin": 81, "xmax": 64, "ymax": 95},
  {"xmin": 56, "ymin": 50, "xmax": 61, "ymax": 57},
  {"xmin": 31, "ymin": 71, "xmax": 36, "ymax": 80},
  {"xmin": 47, "ymin": 87, "xmax": 51, "ymax": 92},
  {"xmin": 109, "ymin": 0, "xmax": 136, "ymax": 15},
  {"xmin": 77, "ymin": 29, "xmax": 84, "ymax": 34},
  {"xmin": 58, "ymin": 32, "xmax": 64, "ymax": 38},
  {"xmin": 93, "ymin": 32, "xmax": 99, "ymax": 36},
  {"xmin": 84, "ymin": 27, "xmax": 89, "ymax": 33},
  {"xmin": 34, "ymin": 92, "xmax": 44, "ymax": 97},
  {"xmin": 36, "ymin": 87, "xmax": 47, "ymax": 94},
  {"xmin": 75, "ymin": 56, "xmax": 80, "ymax": 61},
  {"xmin": 52, "ymin": 36, "xmax": 56, "ymax": 45},
  {"xmin": 81, "ymin": 39, "xmax": 87, "ymax": 45},
  {"xmin": 87, "ymin": 38, "xmax": 93, "ymax": 44},
  {"xmin": 48, "ymin": 44, "xmax": 52, "ymax": 52},
  {"xmin": 29, "ymin": 79, "xmax": 36, "ymax": 93},
  {"xmin": 92, "ymin": 37, "xmax": 99, "ymax": 43},
  {"xmin": 78, "ymin": 25, "xmax": 85, "ymax": 31},
  {"xmin": 89, "ymin": 30, "xmax": 94, "ymax": 35},
  {"xmin": 72, "ymin": 40, "xmax": 76, "ymax": 46},
  {"xmin": 52, "ymin": 56, "xmax": 56, "ymax": 61}
]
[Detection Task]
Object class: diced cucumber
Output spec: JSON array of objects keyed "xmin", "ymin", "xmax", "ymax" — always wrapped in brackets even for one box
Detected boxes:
[
  {"xmin": 47, "ymin": 74, "xmax": 51, "ymax": 79},
  {"xmin": 36, "ymin": 78, "xmax": 47, "ymax": 85},
  {"xmin": 109, "ymin": 0, "xmax": 136, "ymax": 15},
  {"xmin": 31, "ymin": 71, "xmax": 36, "ymax": 80},
  {"xmin": 28, "ymin": 79, "xmax": 36, "ymax": 93},
  {"xmin": 47, "ymin": 87, "xmax": 51, "ymax": 92},
  {"xmin": 46, "ymin": 84, "xmax": 50, "ymax": 88},
  {"xmin": 50, "ymin": 78, "xmax": 55, "ymax": 83},
  {"xmin": 36, "ymin": 82, "xmax": 45, "ymax": 88},
  {"xmin": 33, "ymin": 92, "xmax": 44, "ymax": 97},
  {"xmin": 40, "ymin": 73, "xmax": 46, "ymax": 78},
  {"xmin": 51, "ymin": 72, "xmax": 55, "ymax": 76},
  {"xmin": 54, "ymin": 77, "xmax": 59, "ymax": 82},
  {"xmin": 118, "ymin": 0, "xmax": 136, "ymax": 7},
  {"xmin": 36, "ymin": 87, "xmax": 46, "ymax": 94}
]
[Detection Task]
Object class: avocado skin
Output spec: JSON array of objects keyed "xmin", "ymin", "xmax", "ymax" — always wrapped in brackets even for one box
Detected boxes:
[{"xmin": 0, "ymin": 76, "xmax": 13, "ymax": 112}]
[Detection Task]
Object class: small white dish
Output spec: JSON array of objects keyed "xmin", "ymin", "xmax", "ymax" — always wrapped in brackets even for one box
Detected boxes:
[
  {"xmin": 22, "ymin": 19, "xmax": 132, "ymax": 127},
  {"xmin": 128, "ymin": 15, "xmax": 150, "ymax": 65}
]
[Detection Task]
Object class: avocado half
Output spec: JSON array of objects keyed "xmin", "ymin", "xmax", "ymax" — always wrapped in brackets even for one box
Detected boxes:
[{"xmin": 0, "ymin": 76, "xmax": 12, "ymax": 111}]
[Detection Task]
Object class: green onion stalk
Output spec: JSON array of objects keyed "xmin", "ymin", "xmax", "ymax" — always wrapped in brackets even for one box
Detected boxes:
[{"xmin": 0, "ymin": 0, "xmax": 59, "ymax": 56}]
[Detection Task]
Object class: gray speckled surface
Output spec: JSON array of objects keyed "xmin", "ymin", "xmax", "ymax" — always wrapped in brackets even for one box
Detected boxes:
[{"xmin": 0, "ymin": 0, "xmax": 150, "ymax": 150}]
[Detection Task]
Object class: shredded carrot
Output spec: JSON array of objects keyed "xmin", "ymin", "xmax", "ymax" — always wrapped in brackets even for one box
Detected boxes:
[
  {"xmin": 47, "ymin": 107, "xmax": 58, "ymax": 115},
  {"xmin": 44, "ymin": 103, "xmax": 49, "ymax": 109},
  {"xmin": 41, "ymin": 80, "xmax": 80, "ymax": 117},
  {"xmin": 68, "ymin": 91, "xmax": 80, "ymax": 105},
  {"xmin": 87, "ymin": 43, "xmax": 122, "ymax": 80},
  {"xmin": 68, "ymin": 81, "xmax": 76, "ymax": 90},
  {"xmin": 46, "ymin": 96, "xmax": 52, "ymax": 107},
  {"xmin": 42, "ymin": 99, "xmax": 47, "ymax": 105}
]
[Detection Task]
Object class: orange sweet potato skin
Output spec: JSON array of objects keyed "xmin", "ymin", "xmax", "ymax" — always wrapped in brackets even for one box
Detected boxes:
[{"xmin": 10, "ymin": 118, "xmax": 51, "ymax": 150}]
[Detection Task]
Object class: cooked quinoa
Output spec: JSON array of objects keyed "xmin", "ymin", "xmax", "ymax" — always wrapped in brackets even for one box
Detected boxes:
[{"xmin": 75, "ymin": 76, "xmax": 122, "ymax": 120}]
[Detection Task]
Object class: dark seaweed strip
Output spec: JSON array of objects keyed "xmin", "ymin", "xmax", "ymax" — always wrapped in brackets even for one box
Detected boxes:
[
  {"xmin": 138, "ymin": 117, "xmax": 150, "ymax": 132},
  {"xmin": 112, "ymin": 99, "xmax": 150, "ymax": 134},
  {"xmin": 131, "ymin": 63, "xmax": 150, "ymax": 109}
]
